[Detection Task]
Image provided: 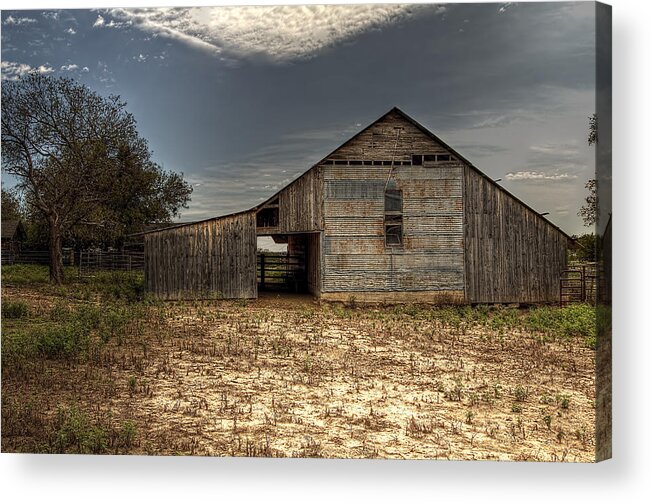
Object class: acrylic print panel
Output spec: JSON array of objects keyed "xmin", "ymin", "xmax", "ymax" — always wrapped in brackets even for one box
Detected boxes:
[{"xmin": 0, "ymin": 2, "xmax": 611, "ymax": 461}]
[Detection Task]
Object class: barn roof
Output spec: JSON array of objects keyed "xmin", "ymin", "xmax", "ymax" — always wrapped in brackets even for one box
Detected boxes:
[
  {"xmin": 141, "ymin": 106, "xmax": 573, "ymax": 241},
  {"xmin": 1, "ymin": 220, "xmax": 26, "ymax": 240}
]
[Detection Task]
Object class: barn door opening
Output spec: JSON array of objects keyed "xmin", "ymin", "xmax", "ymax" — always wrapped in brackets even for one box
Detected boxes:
[{"xmin": 256, "ymin": 233, "xmax": 320, "ymax": 295}]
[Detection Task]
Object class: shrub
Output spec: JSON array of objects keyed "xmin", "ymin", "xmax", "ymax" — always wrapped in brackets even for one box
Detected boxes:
[
  {"xmin": 49, "ymin": 405, "xmax": 108, "ymax": 454},
  {"xmin": 2, "ymin": 299, "xmax": 29, "ymax": 319}
]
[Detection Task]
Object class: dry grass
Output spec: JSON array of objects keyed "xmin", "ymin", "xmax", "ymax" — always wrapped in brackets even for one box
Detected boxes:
[{"xmin": 2, "ymin": 279, "xmax": 596, "ymax": 461}]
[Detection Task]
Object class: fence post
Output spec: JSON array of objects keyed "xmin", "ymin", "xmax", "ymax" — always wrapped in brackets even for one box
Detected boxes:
[{"xmin": 260, "ymin": 254, "xmax": 265, "ymax": 290}]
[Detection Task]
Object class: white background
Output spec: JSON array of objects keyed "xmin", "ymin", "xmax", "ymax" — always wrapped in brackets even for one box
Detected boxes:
[{"xmin": 1, "ymin": 0, "xmax": 649, "ymax": 500}]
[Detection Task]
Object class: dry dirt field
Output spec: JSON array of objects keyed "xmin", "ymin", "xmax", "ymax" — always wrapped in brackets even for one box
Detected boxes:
[{"xmin": 1, "ymin": 273, "xmax": 596, "ymax": 461}]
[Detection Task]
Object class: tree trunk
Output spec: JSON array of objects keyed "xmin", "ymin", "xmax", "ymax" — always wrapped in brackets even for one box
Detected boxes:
[{"xmin": 48, "ymin": 218, "xmax": 65, "ymax": 284}]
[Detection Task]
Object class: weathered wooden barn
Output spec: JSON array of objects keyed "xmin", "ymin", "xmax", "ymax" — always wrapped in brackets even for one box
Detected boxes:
[{"xmin": 144, "ymin": 107, "xmax": 571, "ymax": 303}]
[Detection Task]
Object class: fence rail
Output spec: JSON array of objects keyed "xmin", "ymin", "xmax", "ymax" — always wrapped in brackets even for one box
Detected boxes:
[
  {"xmin": 257, "ymin": 254, "xmax": 306, "ymax": 291},
  {"xmin": 78, "ymin": 250, "xmax": 144, "ymax": 276},
  {"xmin": 1, "ymin": 249, "xmax": 75, "ymax": 266},
  {"xmin": 560, "ymin": 262, "xmax": 597, "ymax": 306}
]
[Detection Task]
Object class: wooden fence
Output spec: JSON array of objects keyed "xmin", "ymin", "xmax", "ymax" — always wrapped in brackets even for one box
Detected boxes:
[{"xmin": 1, "ymin": 249, "xmax": 75, "ymax": 266}]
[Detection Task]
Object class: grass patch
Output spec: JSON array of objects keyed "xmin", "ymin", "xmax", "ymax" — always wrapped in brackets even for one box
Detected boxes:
[
  {"xmin": 525, "ymin": 304, "xmax": 596, "ymax": 348},
  {"xmin": 2, "ymin": 299, "xmax": 29, "ymax": 319}
]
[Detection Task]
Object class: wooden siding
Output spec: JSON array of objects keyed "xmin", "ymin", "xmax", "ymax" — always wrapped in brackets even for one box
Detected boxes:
[
  {"xmin": 330, "ymin": 111, "xmax": 458, "ymax": 162},
  {"xmin": 257, "ymin": 167, "xmax": 323, "ymax": 235},
  {"xmin": 463, "ymin": 167, "xmax": 568, "ymax": 303},
  {"xmin": 306, "ymin": 233, "xmax": 321, "ymax": 295},
  {"xmin": 321, "ymin": 110, "xmax": 465, "ymax": 297},
  {"xmin": 144, "ymin": 212, "xmax": 257, "ymax": 300}
]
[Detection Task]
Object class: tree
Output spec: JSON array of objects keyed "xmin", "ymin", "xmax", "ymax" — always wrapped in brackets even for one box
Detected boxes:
[
  {"xmin": 1, "ymin": 74, "xmax": 192, "ymax": 283},
  {"xmin": 569, "ymin": 233, "xmax": 597, "ymax": 263},
  {"xmin": 1, "ymin": 185, "xmax": 24, "ymax": 221},
  {"xmin": 578, "ymin": 179, "xmax": 597, "ymax": 227},
  {"xmin": 578, "ymin": 114, "xmax": 598, "ymax": 227}
]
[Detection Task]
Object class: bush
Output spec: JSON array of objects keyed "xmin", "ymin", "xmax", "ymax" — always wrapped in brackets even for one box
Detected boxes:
[
  {"xmin": 49, "ymin": 405, "xmax": 108, "ymax": 454},
  {"xmin": 83, "ymin": 271, "xmax": 145, "ymax": 302},
  {"xmin": 525, "ymin": 304, "xmax": 596, "ymax": 348},
  {"xmin": 2, "ymin": 299, "xmax": 29, "ymax": 319}
]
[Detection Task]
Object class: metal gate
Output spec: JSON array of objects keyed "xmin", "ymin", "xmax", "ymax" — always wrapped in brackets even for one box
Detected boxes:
[
  {"xmin": 560, "ymin": 263, "xmax": 597, "ymax": 306},
  {"xmin": 257, "ymin": 254, "xmax": 306, "ymax": 292}
]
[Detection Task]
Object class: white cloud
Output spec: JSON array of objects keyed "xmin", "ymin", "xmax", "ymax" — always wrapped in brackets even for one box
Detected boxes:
[
  {"xmin": 60, "ymin": 64, "xmax": 79, "ymax": 71},
  {"xmin": 36, "ymin": 64, "xmax": 54, "ymax": 74},
  {"xmin": 105, "ymin": 5, "xmax": 428, "ymax": 62},
  {"xmin": 1, "ymin": 61, "xmax": 53, "ymax": 80},
  {"xmin": 3, "ymin": 15, "xmax": 37, "ymax": 26},
  {"xmin": 529, "ymin": 143, "xmax": 579, "ymax": 157},
  {"xmin": 499, "ymin": 3, "xmax": 515, "ymax": 14},
  {"xmin": 1, "ymin": 61, "xmax": 33, "ymax": 80},
  {"xmin": 505, "ymin": 171, "xmax": 578, "ymax": 182},
  {"xmin": 66, "ymin": 27, "xmax": 76, "ymax": 35},
  {"xmin": 93, "ymin": 15, "xmax": 105, "ymax": 27},
  {"xmin": 42, "ymin": 11, "xmax": 60, "ymax": 21}
]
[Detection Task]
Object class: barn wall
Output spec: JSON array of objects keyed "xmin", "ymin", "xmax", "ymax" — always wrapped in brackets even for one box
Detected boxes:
[
  {"xmin": 321, "ymin": 110, "xmax": 465, "ymax": 300},
  {"xmin": 257, "ymin": 167, "xmax": 323, "ymax": 235},
  {"xmin": 144, "ymin": 211, "xmax": 257, "ymax": 300},
  {"xmin": 463, "ymin": 167, "xmax": 568, "ymax": 303}
]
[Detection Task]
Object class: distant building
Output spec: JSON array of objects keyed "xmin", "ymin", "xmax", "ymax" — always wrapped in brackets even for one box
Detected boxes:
[
  {"xmin": 143, "ymin": 107, "xmax": 571, "ymax": 303},
  {"xmin": 1, "ymin": 220, "xmax": 27, "ymax": 263}
]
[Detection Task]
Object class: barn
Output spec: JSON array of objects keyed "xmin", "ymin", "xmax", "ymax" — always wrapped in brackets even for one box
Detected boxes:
[{"xmin": 144, "ymin": 107, "xmax": 571, "ymax": 303}]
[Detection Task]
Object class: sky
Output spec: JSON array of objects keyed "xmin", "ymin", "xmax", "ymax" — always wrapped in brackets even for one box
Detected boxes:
[{"xmin": 1, "ymin": 2, "xmax": 597, "ymax": 237}]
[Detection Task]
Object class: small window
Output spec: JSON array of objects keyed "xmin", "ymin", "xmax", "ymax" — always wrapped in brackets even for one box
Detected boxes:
[
  {"xmin": 383, "ymin": 160, "xmax": 393, "ymax": 166},
  {"xmin": 384, "ymin": 189, "xmax": 403, "ymax": 247},
  {"xmin": 412, "ymin": 155, "xmax": 423, "ymax": 165},
  {"xmin": 385, "ymin": 225, "xmax": 403, "ymax": 246},
  {"xmin": 373, "ymin": 160, "xmax": 383, "ymax": 166},
  {"xmin": 384, "ymin": 189, "xmax": 402, "ymax": 212},
  {"xmin": 323, "ymin": 159, "xmax": 334, "ymax": 165},
  {"xmin": 438, "ymin": 154, "xmax": 451, "ymax": 161},
  {"xmin": 363, "ymin": 160, "xmax": 373, "ymax": 165},
  {"xmin": 257, "ymin": 206, "xmax": 279, "ymax": 228},
  {"xmin": 334, "ymin": 160, "xmax": 347, "ymax": 165},
  {"xmin": 350, "ymin": 160, "xmax": 363, "ymax": 165},
  {"xmin": 424, "ymin": 154, "xmax": 436, "ymax": 162}
]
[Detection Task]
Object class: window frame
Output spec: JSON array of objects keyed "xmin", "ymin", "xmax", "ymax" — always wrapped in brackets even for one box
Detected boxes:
[{"xmin": 384, "ymin": 189, "xmax": 403, "ymax": 248}]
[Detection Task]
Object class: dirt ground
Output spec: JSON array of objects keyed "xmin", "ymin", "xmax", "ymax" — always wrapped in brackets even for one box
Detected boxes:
[{"xmin": 2, "ymin": 287, "xmax": 596, "ymax": 461}]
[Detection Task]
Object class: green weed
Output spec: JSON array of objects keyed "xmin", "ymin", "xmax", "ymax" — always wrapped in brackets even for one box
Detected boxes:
[{"xmin": 2, "ymin": 299, "xmax": 29, "ymax": 319}]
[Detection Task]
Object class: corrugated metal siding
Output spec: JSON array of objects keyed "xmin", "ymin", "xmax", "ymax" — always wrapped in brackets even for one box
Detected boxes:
[
  {"xmin": 321, "ymin": 110, "xmax": 465, "ymax": 297},
  {"xmin": 463, "ymin": 167, "xmax": 568, "ymax": 303},
  {"xmin": 144, "ymin": 211, "xmax": 257, "ymax": 300}
]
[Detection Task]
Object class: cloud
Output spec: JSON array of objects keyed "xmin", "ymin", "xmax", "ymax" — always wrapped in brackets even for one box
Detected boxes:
[
  {"xmin": 105, "ymin": 5, "xmax": 428, "ymax": 62},
  {"xmin": 60, "ymin": 64, "xmax": 79, "ymax": 71},
  {"xmin": 529, "ymin": 143, "xmax": 579, "ymax": 157},
  {"xmin": 469, "ymin": 115, "xmax": 515, "ymax": 129},
  {"xmin": 3, "ymin": 15, "xmax": 37, "ymax": 26},
  {"xmin": 0, "ymin": 61, "xmax": 53, "ymax": 80},
  {"xmin": 505, "ymin": 170, "xmax": 578, "ymax": 182},
  {"xmin": 93, "ymin": 15, "xmax": 105, "ymax": 27},
  {"xmin": 42, "ymin": 11, "xmax": 60, "ymax": 21},
  {"xmin": 66, "ymin": 27, "xmax": 76, "ymax": 35},
  {"xmin": 498, "ymin": 3, "xmax": 515, "ymax": 14}
]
